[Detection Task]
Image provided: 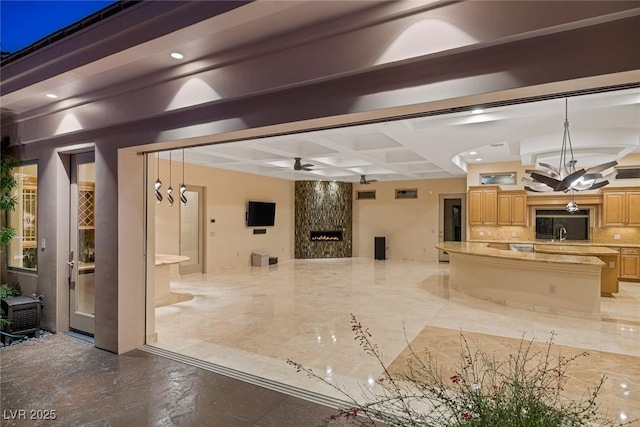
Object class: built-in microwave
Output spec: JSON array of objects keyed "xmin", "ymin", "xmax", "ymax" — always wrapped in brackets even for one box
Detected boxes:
[{"xmin": 535, "ymin": 209, "xmax": 590, "ymax": 241}]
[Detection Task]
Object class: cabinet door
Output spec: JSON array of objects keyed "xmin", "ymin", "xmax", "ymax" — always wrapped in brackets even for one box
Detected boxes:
[
  {"xmin": 497, "ymin": 194, "xmax": 512, "ymax": 225},
  {"xmin": 626, "ymin": 192, "xmax": 640, "ymax": 226},
  {"xmin": 469, "ymin": 190, "xmax": 484, "ymax": 225},
  {"xmin": 603, "ymin": 192, "xmax": 626, "ymax": 226},
  {"xmin": 511, "ymin": 194, "xmax": 527, "ymax": 226},
  {"xmin": 619, "ymin": 248, "xmax": 640, "ymax": 279},
  {"xmin": 483, "ymin": 188, "xmax": 498, "ymax": 225}
]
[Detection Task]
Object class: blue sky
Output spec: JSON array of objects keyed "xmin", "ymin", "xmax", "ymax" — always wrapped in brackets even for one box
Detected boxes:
[{"xmin": 1, "ymin": 0, "xmax": 116, "ymax": 54}]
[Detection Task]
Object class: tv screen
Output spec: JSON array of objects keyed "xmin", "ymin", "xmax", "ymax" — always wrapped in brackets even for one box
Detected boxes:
[{"xmin": 247, "ymin": 201, "xmax": 276, "ymax": 227}]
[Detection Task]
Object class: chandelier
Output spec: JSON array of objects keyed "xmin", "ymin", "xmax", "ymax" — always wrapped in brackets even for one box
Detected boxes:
[{"xmin": 521, "ymin": 99, "xmax": 617, "ymax": 204}]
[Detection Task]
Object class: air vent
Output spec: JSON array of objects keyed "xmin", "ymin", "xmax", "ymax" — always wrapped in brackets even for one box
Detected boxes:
[
  {"xmin": 357, "ymin": 190, "xmax": 376, "ymax": 200},
  {"xmin": 615, "ymin": 166, "xmax": 640, "ymax": 179}
]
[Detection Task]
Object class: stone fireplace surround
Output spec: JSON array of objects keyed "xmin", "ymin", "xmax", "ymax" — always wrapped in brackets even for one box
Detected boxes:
[{"xmin": 295, "ymin": 181, "xmax": 352, "ymax": 259}]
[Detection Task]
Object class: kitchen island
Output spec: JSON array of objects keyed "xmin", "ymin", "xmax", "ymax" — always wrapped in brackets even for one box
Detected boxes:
[{"xmin": 435, "ymin": 242, "xmax": 606, "ymax": 318}]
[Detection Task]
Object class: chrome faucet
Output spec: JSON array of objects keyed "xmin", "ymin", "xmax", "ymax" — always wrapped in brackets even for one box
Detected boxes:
[{"xmin": 559, "ymin": 227, "xmax": 567, "ymax": 242}]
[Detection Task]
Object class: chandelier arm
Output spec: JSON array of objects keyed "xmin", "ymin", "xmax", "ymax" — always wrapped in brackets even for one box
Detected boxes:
[
  {"xmin": 561, "ymin": 168, "xmax": 586, "ymax": 189},
  {"xmin": 530, "ymin": 173, "xmax": 565, "ymax": 191},
  {"xmin": 537, "ymin": 163, "xmax": 560, "ymax": 176},
  {"xmin": 584, "ymin": 160, "xmax": 618, "ymax": 174}
]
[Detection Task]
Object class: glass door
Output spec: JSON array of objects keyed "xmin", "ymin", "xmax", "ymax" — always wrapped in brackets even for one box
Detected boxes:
[
  {"xmin": 179, "ymin": 186, "xmax": 204, "ymax": 275},
  {"xmin": 69, "ymin": 152, "xmax": 96, "ymax": 335}
]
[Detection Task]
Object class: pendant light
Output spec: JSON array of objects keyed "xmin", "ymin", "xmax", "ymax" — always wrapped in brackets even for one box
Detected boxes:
[
  {"xmin": 167, "ymin": 151, "xmax": 174, "ymax": 206},
  {"xmin": 154, "ymin": 154, "xmax": 163, "ymax": 203},
  {"xmin": 180, "ymin": 149, "xmax": 187, "ymax": 205},
  {"xmin": 522, "ymin": 98, "xmax": 618, "ymax": 195}
]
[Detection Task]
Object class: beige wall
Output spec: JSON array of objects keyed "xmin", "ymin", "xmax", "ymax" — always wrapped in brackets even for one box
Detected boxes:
[
  {"xmin": 154, "ymin": 159, "xmax": 295, "ymax": 271},
  {"xmin": 353, "ymin": 178, "xmax": 467, "ymax": 262}
]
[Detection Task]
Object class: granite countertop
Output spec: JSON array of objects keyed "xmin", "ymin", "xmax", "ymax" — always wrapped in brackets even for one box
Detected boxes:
[
  {"xmin": 471, "ymin": 239, "xmax": 640, "ymax": 248},
  {"xmin": 436, "ymin": 242, "xmax": 605, "ymax": 267},
  {"xmin": 155, "ymin": 254, "xmax": 190, "ymax": 266},
  {"xmin": 533, "ymin": 244, "xmax": 618, "ymax": 256}
]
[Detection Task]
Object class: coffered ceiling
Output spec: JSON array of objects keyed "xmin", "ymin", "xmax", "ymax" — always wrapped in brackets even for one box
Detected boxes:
[{"xmin": 166, "ymin": 87, "xmax": 640, "ymax": 182}]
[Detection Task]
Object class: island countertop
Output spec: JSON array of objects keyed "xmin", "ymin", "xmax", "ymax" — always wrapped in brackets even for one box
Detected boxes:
[
  {"xmin": 534, "ymin": 244, "xmax": 618, "ymax": 256},
  {"xmin": 436, "ymin": 241, "xmax": 605, "ymax": 267}
]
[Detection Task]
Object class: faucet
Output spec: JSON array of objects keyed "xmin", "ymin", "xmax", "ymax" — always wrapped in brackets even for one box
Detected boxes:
[{"xmin": 559, "ymin": 227, "xmax": 567, "ymax": 242}]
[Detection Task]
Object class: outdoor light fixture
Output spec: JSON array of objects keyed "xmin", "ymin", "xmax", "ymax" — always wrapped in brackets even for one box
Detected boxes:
[{"xmin": 522, "ymin": 98, "xmax": 617, "ymax": 212}]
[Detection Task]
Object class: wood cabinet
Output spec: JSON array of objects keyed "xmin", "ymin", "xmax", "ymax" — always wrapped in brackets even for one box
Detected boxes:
[
  {"xmin": 497, "ymin": 191, "xmax": 527, "ymax": 226},
  {"xmin": 469, "ymin": 186, "xmax": 498, "ymax": 225},
  {"xmin": 619, "ymin": 247, "xmax": 640, "ymax": 280},
  {"xmin": 602, "ymin": 188, "xmax": 640, "ymax": 227}
]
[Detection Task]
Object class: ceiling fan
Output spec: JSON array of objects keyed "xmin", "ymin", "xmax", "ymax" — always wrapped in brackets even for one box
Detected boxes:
[
  {"xmin": 360, "ymin": 175, "xmax": 378, "ymax": 184},
  {"xmin": 293, "ymin": 157, "xmax": 314, "ymax": 171}
]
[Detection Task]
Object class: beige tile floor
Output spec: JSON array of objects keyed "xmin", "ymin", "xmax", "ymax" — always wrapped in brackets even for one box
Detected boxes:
[{"xmin": 153, "ymin": 258, "xmax": 640, "ymax": 424}]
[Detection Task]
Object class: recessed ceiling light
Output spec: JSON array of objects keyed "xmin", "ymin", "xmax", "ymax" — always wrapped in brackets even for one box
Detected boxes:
[
  {"xmin": 46, "ymin": 93, "xmax": 58, "ymax": 99},
  {"xmin": 475, "ymin": 158, "xmax": 482, "ymax": 162},
  {"xmin": 472, "ymin": 108, "xmax": 484, "ymax": 114},
  {"xmin": 469, "ymin": 151, "xmax": 477, "ymax": 155},
  {"xmin": 170, "ymin": 52, "xmax": 184, "ymax": 60}
]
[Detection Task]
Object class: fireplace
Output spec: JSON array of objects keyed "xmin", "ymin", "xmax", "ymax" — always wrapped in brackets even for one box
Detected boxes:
[{"xmin": 310, "ymin": 230, "xmax": 343, "ymax": 241}]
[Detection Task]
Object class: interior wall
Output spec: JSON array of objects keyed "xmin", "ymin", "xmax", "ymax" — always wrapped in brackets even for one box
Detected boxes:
[
  {"xmin": 353, "ymin": 178, "xmax": 467, "ymax": 262},
  {"xmin": 154, "ymin": 159, "xmax": 294, "ymax": 271}
]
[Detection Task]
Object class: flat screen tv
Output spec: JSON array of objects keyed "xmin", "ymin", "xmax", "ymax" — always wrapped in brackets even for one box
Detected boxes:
[{"xmin": 246, "ymin": 201, "xmax": 276, "ymax": 227}]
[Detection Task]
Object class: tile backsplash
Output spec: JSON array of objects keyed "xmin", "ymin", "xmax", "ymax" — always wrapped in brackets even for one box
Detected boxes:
[{"xmin": 470, "ymin": 224, "xmax": 639, "ymax": 245}]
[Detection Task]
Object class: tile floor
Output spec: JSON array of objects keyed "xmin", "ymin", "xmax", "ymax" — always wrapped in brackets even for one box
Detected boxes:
[
  {"xmin": 0, "ymin": 333, "xmax": 361, "ymax": 426},
  {"xmin": 153, "ymin": 258, "xmax": 640, "ymax": 424}
]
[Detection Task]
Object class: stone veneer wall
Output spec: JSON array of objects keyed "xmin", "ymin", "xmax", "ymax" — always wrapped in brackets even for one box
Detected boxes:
[{"xmin": 295, "ymin": 181, "xmax": 352, "ymax": 258}]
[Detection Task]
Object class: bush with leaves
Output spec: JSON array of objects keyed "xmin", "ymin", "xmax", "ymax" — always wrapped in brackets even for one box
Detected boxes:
[
  {"xmin": 1, "ymin": 135, "xmax": 19, "ymax": 247},
  {"xmin": 288, "ymin": 314, "xmax": 636, "ymax": 427}
]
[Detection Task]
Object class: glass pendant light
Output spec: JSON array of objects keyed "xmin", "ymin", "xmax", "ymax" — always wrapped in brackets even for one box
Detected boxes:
[
  {"xmin": 167, "ymin": 151, "xmax": 174, "ymax": 206},
  {"xmin": 180, "ymin": 149, "xmax": 187, "ymax": 205},
  {"xmin": 154, "ymin": 153, "xmax": 163, "ymax": 203}
]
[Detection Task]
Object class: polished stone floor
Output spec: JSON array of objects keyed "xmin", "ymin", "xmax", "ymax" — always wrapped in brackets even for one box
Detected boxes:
[
  {"xmin": 153, "ymin": 258, "xmax": 640, "ymax": 424},
  {"xmin": 0, "ymin": 333, "xmax": 361, "ymax": 426}
]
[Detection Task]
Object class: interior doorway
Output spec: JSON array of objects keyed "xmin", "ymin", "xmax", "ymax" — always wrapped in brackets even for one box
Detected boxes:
[
  {"xmin": 438, "ymin": 193, "xmax": 466, "ymax": 262},
  {"xmin": 179, "ymin": 185, "xmax": 205, "ymax": 275},
  {"xmin": 69, "ymin": 152, "xmax": 96, "ymax": 336}
]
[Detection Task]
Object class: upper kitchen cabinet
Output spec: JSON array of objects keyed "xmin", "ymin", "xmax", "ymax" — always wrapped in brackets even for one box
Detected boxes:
[
  {"xmin": 497, "ymin": 191, "xmax": 527, "ymax": 226},
  {"xmin": 602, "ymin": 188, "xmax": 640, "ymax": 227},
  {"xmin": 469, "ymin": 186, "xmax": 498, "ymax": 225}
]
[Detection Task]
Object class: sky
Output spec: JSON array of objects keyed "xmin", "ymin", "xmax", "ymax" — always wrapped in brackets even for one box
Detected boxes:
[{"xmin": 1, "ymin": 0, "xmax": 116, "ymax": 54}]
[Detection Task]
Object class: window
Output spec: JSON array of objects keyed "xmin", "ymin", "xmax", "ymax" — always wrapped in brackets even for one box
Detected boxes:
[
  {"xmin": 8, "ymin": 164, "xmax": 38, "ymax": 270},
  {"xmin": 480, "ymin": 172, "xmax": 517, "ymax": 185},
  {"xmin": 395, "ymin": 188, "xmax": 418, "ymax": 199},
  {"xmin": 356, "ymin": 190, "xmax": 376, "ymax": 200},
  {"xmin": 535, "ymin": 208, "xmax": 590, "ymax": 241}
]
